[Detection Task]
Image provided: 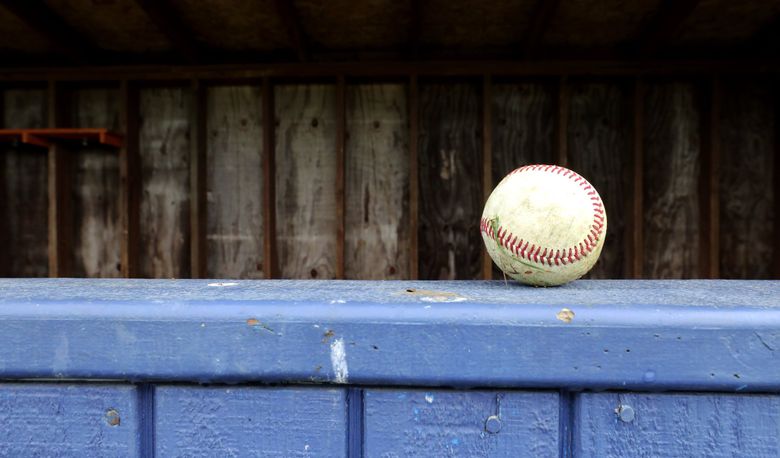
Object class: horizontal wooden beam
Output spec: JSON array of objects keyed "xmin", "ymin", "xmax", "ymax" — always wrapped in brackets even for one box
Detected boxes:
[{"xmin": 0, "ymin": 60, "xmax": 777, "ymax": 81}]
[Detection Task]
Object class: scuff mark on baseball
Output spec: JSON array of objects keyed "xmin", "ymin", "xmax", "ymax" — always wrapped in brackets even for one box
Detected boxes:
[{"xmin": 480, "ymin": 164, "xmax": 607, "ymax": 286}]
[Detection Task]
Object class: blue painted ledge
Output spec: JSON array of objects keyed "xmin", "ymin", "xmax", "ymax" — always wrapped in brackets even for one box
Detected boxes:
[{"xmin": 0, "ymin": 279, "xmax": 778, "ymax": 392}]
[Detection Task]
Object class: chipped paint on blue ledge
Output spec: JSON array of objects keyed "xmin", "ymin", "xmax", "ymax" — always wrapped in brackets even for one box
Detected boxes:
[{"xmin": 0, "ymin": 279, "xmax": 778, "ymax": 392}]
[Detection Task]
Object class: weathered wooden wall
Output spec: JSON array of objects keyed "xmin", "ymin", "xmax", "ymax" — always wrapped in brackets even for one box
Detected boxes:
[
  {"xmin": 69, "ymin": 87, "xmax": 121, "ymax": 278},
  {"xmin": 418, "ymin": 82, "xmax": 482, "ymax": 280},
  {"xmin": 275, "ymin": 84, "xmax": 338, "ymax": 279},
  {"xmin": 345, "ymin": 84, "xmax": 410, "ymax": 280},
  {"xmin": 206, "ymin": 85, "xmax": 264, "ymax": 279},
  {"xmin": 138, "ymin": 87, "xmax": 191, "ymax": 278},
  {"xmin": 0, "ymin": 78, "xmax": 776, "ymax": 280},
  {"xmin": 0, "ymin": 88, "xmax": 48, "ymax": 277}
]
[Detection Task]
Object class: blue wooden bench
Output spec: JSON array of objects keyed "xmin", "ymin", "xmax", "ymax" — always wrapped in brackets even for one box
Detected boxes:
[{"xmin": 0, "ymin": 279, "xmax": 778, "ymax": 457}]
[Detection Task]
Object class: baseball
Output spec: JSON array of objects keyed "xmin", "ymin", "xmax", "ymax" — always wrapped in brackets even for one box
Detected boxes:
[{"xmin": 480, "ymin": 164, "xmax": 606, "ymax": 286}]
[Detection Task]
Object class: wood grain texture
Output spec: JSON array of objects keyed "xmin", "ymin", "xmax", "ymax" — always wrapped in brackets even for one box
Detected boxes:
[
  {"xmin": 345, "ymin": 84, "xmax": 409, "ymax": 279},
  {"xmin": 0, "ymin": 89, "xmax": 48, "ymax": 277},
  {"xmin": 719, "ymin": 80, "xmax": 775, "ymax": 279},
  {"xmin": 48, "ymin": 81, "xmax": 73, "ymax": 278},
  {"xmin": 275, "ymin": 84, "xmax": 338, "ymax": 279},
  {"xmin": 336, "ymin": 77, "xmax": 346, "ymax": 278},
  {"xmin": 491, "ymin": 82, "xmax": 556, "ymax": 179},
  {"xmin": 418, "ymin": 82, "xmax": 482, "ymax": 280},
  {"xmin": 70, "ymin": 88, "xmax": 121, "ymax": 278},
  {"xmin": 190, "ymin": 82, "xmax": 207, "ymax": 278},
  {"xmin": 206, "ymin": 85, "xmax": 264, "ymax": 279},
  {"xmin": 119, "ymin": 81, "xmax": 140, "ymax": 278},
  {"xmin": 481, "ymin": 76, "xmax": 492, "ymax": 279},
  {"xmin": 0, "ymin": 383, "xmax": 141, "ymax": 457},
  {"xmin": 409, "ymin": 76, "xmax": 419, "ymax": 279},
  {"xmin": 138, "ymin": 87, "xmax": 191, "ymax": 278},
  {"xmin": 629, "ymin": 80, "xmax": 645, "ymax": 278},
  {"xmin": 262, "ymin": 78, "xmax": 278, "ymax": 278},
  {"xmin": 364, "ymin": 389, "xmax": 560, "ymax": 457},
  {"xmin": 490, "ymin": 82, "xmax": 555, "ymax": 278},
  {"xmin": 643, "ymin": 82, "xmax": 701, "ymax": 278},
  {"xmin": 155, "ymin": 386, "xmax": 347, "ymax": 457},
  {"xmin": 567, "ymin": 82, "xmax": 630, "ymax": 279},
  {"xmin": 575, "ymin": 392, "xmax": 780, "ymax": 457}
]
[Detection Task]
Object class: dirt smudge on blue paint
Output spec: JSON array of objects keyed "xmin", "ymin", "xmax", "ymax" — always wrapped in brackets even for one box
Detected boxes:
[{"xmin": 246, "ymin": 318, "xmax": 276, "ymax": 334}]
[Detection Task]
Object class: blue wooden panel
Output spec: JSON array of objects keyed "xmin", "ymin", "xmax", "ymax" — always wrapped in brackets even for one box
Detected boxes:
[
  {"xmin": 155, "ymin": 385, "xmax": 347, "ymax": 457},
  {"xmin": 575, "ymin": 392, "xmax": 780, "ymax": 457},
  {"xmin": 364, "ymin": 389, "xmax": 559, "ymax": 457},
  {"xmin": 0, "ymin": 279, "xmax": 777, "ymax": 391},
  {"xmin": 0, "ymin": 383, "xmax": 140, "ymax": 457}
]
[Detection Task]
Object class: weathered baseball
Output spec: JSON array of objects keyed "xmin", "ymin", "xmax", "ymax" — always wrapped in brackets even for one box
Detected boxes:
[{"xmin": 480, "ymin": 164, "xmax": 607, "ymax": 286}]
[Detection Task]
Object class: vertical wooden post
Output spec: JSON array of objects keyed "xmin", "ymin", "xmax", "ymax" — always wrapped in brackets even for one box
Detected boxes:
[
  {"xmin": 700, "ymin": 77, "xmax": 720, "ymax": 279},
  {"xmin": 481, "ymin": 75, "xmax": 493, "ymax": 280},
  {"xmin": 262, "ymin": 77, "xmax": 278, "ymax": 279},
  {"xmin": 119, "ymin": 80, "xmax": 140, "ymax": 278},
  {"xmin": 628, "ymin": 78, "xmax": 645, "ymax": 279},
  {"xmin": 190, "ymin": 79, "xmax": 207, "ymax": 278},
  {"xmin": 556, "ymin": 76, "xmax": 569, "ymax": 167},
  {"xmin": 336, "ymin": 76, "xmax": 346, "ymax": 279},
  {"xmin": 409, "ymin": 75, "xmax": 419, "ymax": 280},
  {"xmin": 47, "ymin": 80, "xmax": 72, "ymax": 277}
]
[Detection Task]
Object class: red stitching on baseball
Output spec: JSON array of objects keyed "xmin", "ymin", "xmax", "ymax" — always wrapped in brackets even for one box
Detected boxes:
[{"xmin": 481, "ymin": 165, "xmax": 605, "ymax": 267}]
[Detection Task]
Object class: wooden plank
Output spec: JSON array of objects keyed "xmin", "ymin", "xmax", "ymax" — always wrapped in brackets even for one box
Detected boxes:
[
  {"xmin": 0, "ymin": 0, "xmax": 96, "ymax": 63},
  {"xmin": 206, "ymin": 85, "xmax": 264, "ymax": 279},
  {"xmin": 1, "ymin": 279, "xmax": 779, "ymax": 392},
  {"xmin": 481, "ymin": 76, "xmax": 493, "ymax": 280},
  {"xmin": 418, "ymin": 82, "xmax": 482, "ymax": 279},
  {"xmin": 629, "ymin": 79, "xmax": 644, "ymax": 279},
  {"xmin": 0, "ymin": 88, "xmax": 48, "ymax": 277},
  {"xmin": 70, "ymin": 88, "xmax": 121, "ymax": 278},
  {"xmin": 262, "ymin": 78, "xmax": 277, "ymax": 279},
  {"xmin": 629, "ymin": 0, "xmax": 701, "ymax": 56},
  {"xmin": 155, "ymin": 386, "xmax": 347, "ymax": 456},
  {"xmin": 119, "ymin": 81, "xmax": 140, "ymax": 278},
  {"xmin": 47, "ymin": 80, "xmax": 73, "ymax": 278},
  {"xmin": 575, "ymin": 392, "xmax": 780, "ymax": 457},
  {"xmin": 138, "ymin": 87, "xmax": 191, "ymax": 278},
  {"xmin": 189, "ymin": 81, "xmax": 207, "ymax": 278},
  {"xmin": 719, "ymin": 79, "xmax": 775, "ymax": 279},
  {"xmin": 275, "ymin": 84, "xmax": 338, "ymax": 279},
  {"xmin": 520, "ymin": 0, "xmax": 562, "ymax": 58},
  {"xmin": 1, "ymin": 60, "xmax": 779, "ymax": 82},
  {"xmin": 699, "ymin": 78, "xmax": 720, "ymax": 279},
  {"xmin": 643, "ymin": 82, "xmax": 701, "ymax": 278},
  {"xmin": 491, "ymin": 82, "xmax": 556, "ymax": 177},
  {"xmin": 556, "ymin": 77, "xmax": 569, "ymax": 166},
  {"xmin": 490, "ymin": 81, "xmax": 556, "ymax": 279},
  {"xmin": 336, "ymin": 77, "xmax": 346, "ymax": 279},
  {"xmin": 273, "ymin": 0, "xmax": 309, "ymax": 62},
  {"xmin": 0, "ymin": 383, "xmax": 141, "ymax": 456},
  {"xmin": 409, "ymin": 76, "xmax": 419, "ymax": 279},
  {"xmin": 345, "ymin": 83, "xmax": 410, "ymax": 279},
  {"xmin": 133, "ymin": 0, "xmax": 200, "ymax": 62},
  {"xmin": 364, "ymin": 389, "xmax": 560, "ymax": 456},
  {"xmin": 567, "ymin": 81, "xmax": 631, "ymax": 279}
]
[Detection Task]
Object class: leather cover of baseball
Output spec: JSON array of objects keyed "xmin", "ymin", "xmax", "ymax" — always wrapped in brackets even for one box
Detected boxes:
[{"xmin": 480, "ymin": 164, "xmax": 607, "ymax": 286}]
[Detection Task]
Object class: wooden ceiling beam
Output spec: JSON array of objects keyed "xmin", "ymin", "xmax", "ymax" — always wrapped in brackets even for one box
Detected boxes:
[
  {"xmin": 629, "ymin": 0, "xmax": 701, "ymax": 56},
  {"xmin": 408, "ymin": 0, "xmax": 421, "ymax": 59},
  {"xmin": 133, "ymin": 0, "xmax": 200, "ymax": 63},
  {"xmin": 0, "ymin": 0, "xmax": 96, "ymax": 63},
  {"xmin": 521, "ymin": 0, "xmax": 562, "ymax": 59},
  {"xmin": 274, "ymin": 0, "xmax": 309, "ymax": 62}
]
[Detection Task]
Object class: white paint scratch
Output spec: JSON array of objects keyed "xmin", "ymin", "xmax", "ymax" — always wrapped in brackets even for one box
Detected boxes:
[
  {"xmin": 425, "ymin": 394, "xmax": 434, "ymax": 403},
  {"xmin": 208, "ymin": 282, "xmax": 238, "ymax": 287},
  {"xmin": 329, "ymin": 299, "xmax": 346, "ymax": 304},
  {"xmin": 330, "ymin": 338, "xmax": 349, "ymax": 384}
]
